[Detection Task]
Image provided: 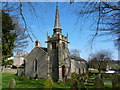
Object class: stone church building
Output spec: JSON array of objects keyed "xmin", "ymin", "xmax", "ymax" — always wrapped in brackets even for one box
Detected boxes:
[{"xmin": 24, "ymin": 6, "xmax": 87, "ymax": 81}]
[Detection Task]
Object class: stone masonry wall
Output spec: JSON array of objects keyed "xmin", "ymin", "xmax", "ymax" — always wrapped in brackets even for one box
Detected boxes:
[{"xmin": 25, "ymin": 47, "xmax": 48, "ymax": 79}]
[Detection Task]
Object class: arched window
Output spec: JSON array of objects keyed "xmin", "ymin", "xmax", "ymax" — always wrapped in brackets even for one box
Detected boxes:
[
  {"xmin": 62, "ymin": 42, "xmax": 65, "ymax": 49},
  {"xmin": 34, "ymin": 59, "xmax": 37, "ymax": 72}
]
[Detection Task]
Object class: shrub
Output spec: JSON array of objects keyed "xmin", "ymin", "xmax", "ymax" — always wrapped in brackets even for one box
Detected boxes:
[
  {"xmin": 8, "ymin": 78, "xmax": 16, "ymax": 88},
  {"xmin": 44, "ymin": 77, "xmax": 53, "ymax": 89},
  {"xmin": 94, "ymin": 77, "xmax": 104, "ymax": 88},
  {"xmin": 71, "ymin": 72, "xmax": 87, "ymax": 89},
  {"xmin": 8, "ymin": 59, "xmax": 14, "ymax": 65},
  {"xmin": 111, "ymin": 74, "xmax": 120, "ymax": 88},
  {"xmin": 71, "ymin": 72, "xmax": 79, "ymax": 82},
  {"xmin": 70, "ymin": 72, "xmax": 80, "ymax": 89}
]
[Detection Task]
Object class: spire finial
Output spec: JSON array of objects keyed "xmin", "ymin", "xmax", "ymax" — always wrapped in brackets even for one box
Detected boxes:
[
  {"xmin": 67, "ymin": 33, "xmax": 68, "ymax": 37},
  {"xmin": 46, "ymin": 32, "xmax": 48, "ymax": 37},
  {"xmin": 56, "ymin": 2, "xmax": 58, "ymax": 8}
]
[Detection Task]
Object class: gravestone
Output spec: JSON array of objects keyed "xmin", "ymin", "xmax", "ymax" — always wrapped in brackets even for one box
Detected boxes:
[
  {"xmin": 94, "ymin": 77, "xmax": 104, "ymax": 88},
  {"xmin": 8, "ymin": 78, "xmax": 16, "ymax": 88}
]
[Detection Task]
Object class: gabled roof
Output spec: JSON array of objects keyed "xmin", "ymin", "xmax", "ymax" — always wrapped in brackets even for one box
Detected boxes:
[
  {"xmin": 69, "ymin": 55, "xmax": 86, "ymax": 62},
  {"xmin": 26, "ymin": 46, "xmax": 48, "ymax": 58},
  {"xmin": 41, "ymin": 47, "xmax": 47, "ymax": 52}
]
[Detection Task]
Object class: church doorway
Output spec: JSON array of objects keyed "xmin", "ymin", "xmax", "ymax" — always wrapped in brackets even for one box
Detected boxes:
[{"xmin": 62, "ymin": 65, "xmax": 66, "ymax": 79}]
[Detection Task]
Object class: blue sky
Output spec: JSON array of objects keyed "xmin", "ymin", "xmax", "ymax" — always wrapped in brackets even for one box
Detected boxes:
[{"xmin": 15, "ymin": 2, "xmax": 118, "ymax": 60}]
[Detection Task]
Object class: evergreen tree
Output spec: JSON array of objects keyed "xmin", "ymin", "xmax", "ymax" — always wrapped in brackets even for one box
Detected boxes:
[
  {"xmin": 2, "ymin": 11, "xmax": 28, "ymax": 66},
  {"xmin": 2, "ymin": 11, "xmax": 16, "ymax": 60}
]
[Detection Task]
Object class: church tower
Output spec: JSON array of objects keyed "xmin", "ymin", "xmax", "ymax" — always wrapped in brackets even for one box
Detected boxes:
[{"xmin": 46, "ymin": 5, "xmax": 69, "ymax": 81}]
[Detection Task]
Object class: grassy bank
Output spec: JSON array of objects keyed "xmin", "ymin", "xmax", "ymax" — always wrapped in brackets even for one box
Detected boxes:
[
  {"xmin": 2, "ymin": 73, "xmax": 70, "ymax": 88},
  {"xmin": 2, "ymin": 73, "xmax": 113, "ymax": 88}
]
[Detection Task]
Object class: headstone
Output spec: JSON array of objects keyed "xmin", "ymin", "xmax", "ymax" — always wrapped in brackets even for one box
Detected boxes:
[
  {"xmin": 94, "ymin": 77, "xmax": 104, "ymax": 88},
  {"xmin": 112, "ymin": 74, "xmax": 120, "ymax": 88},
  {"xmin": 8, "ymin": 78, "xmax": 16, "ymax": 88}
]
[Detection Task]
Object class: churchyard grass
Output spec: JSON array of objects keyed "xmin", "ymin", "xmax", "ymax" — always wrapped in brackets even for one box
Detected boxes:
[
  {"xmin": 104, "ymin": 83, "xmax": 112, "ymax": 88},
  {"xmin": 2, "ymin": 73, "xmax": 70, "ymax": 88},
  {"xmin": 2, "ymin": 73, "xmax": 45, "ymax": 88},
  {"xmin": 2, "ymin": 73, "xmax": 113, "ymax": 88},
  {"xmin": 103, "ymin": 78, "xmax": 112, "ymax": 88},
  {"xmin": 53, "ymin": 82, "xmax": 70, "ymax": 88},
  {"xmin": 89, "ymin": 70, "xmax": 99, "ymax": 73}
]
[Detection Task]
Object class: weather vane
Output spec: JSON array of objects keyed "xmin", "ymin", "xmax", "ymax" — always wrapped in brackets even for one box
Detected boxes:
[
  {"xmin": 56, "ymin": 2, "xmax": 58, "ymax": 7},
  {"xmin": 46, "ymin": 32, "xmax": 48, "ymax": 37}
]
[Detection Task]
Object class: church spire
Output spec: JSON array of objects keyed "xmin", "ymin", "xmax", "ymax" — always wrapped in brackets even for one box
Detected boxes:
[{"xmin": 53, "ymin": 4, "xmax": 62, "ymax": 34}]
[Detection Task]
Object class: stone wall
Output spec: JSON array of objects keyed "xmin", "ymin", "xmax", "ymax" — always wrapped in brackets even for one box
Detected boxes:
[
  {"xmin": 70, "ymin": 59, "xmax": 87, "ymax": 74},
  {"xmin": 18, "ymin": 68, "xmax": 24, "ymax": 76},
  {"xmin": 25, "ymin": 47, "xmax": 48, "ymax": 79},
  {"xmin": 1, "ymin": 68, "xmax": 17, "ymax": 74}
]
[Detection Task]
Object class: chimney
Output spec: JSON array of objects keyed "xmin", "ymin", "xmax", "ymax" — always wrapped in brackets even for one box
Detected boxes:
[{"xmin": 35, "ymin": 41, "xmax": 40, "ymax": 47}]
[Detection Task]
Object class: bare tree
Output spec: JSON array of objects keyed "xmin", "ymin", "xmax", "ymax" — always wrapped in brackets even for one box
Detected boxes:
[
  {"xmin": 13, "ymin": 18, "xmax": 29, "ymax": 53},
  {"xmin": 70, "ymin": 49, "xmax": 80, "ymax": 57},
  {"xmin": 2, "ymin": 11, "xmax": 29, "ymax": 58},
  {"xmin": 2, "ymin": 2, "xmax": 38, "ymax": 53},
  {"xmin": 2, "ymin": 1, "xmax": 119, "ymax": 52},
  {"xmin": 2, "ymin": 2, "xmax": 119, "ymax": 40},
  {"xmin": 2, "ymin": 2, "xmax": 38, "ymax": 42},
  {"xmin": 73, "ymin": 1, "xmax": 120, "ymax": 48},
  {"xmin": 88, "ymin": 50, "xmax": 112, "ymax": 73}
]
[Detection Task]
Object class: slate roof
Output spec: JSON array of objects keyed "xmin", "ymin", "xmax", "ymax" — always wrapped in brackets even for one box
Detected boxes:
[
  {"xmin": 41, "ymin": 47, "xmax": 48, "ymax": 52},
  {"xmin": 36, "ymin": 47, "xmax": 86, "ymax": 62},
  {"xmin": 69, "ymin": 55, "xmax": 86, "ymax": 62}
]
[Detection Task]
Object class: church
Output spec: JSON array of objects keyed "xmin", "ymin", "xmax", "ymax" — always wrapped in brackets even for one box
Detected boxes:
[{"xmin": 24, "ymin": 5, "xmax": 87, "ymax": 81}]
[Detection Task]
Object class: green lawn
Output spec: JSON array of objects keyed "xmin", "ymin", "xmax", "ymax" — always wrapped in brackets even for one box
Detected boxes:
[
  {"xmin": 89, "ymin": 70, "xmax": 99, "ymax": 73},
  {"xmin": 104, "ymin": 83, "xmax": 112, "ymax": 88},
  {"xmin": 2, "ymin": 73, "xmax": 113, "ymax": 88},
  {"xmin": 2, "ymin": 73, "xmax": 70, "ymax": 88},
  {"xmin": 103, "ymin": 78, "xmax": 112, "ymax": 88}
]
